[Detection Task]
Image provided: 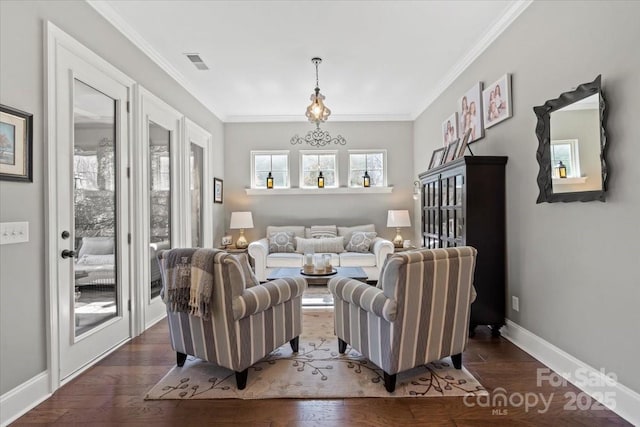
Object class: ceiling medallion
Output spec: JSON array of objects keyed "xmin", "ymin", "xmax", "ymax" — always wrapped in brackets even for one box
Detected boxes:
[{"xmin": 290, "ymin": 57, "xmax": 346, "ymax": 147}]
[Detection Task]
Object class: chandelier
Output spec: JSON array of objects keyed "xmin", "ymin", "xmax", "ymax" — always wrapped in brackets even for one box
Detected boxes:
[{"xmin": 291, "ymin": 57, "xmax": 346, "ymax": 147}]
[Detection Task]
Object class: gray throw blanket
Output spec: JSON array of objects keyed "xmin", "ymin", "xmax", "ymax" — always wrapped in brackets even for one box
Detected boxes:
[{"xmin": 158, "ymin": 248, "xmax": 221, "ymax": 318}]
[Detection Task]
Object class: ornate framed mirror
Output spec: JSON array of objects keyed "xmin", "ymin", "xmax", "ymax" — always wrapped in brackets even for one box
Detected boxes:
[{"xmin": 534, "ymin": 75, "xmax": 608, "ymax": 203}]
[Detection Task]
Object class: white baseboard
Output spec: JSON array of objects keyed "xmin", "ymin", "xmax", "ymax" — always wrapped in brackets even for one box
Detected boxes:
[
  {"xmin": 502, "ymin": 319, "xmax": 640, "ymax": 426},
  {"xmin": 0, "ymin": 372, "xmax": 51, "ymax": 427}
]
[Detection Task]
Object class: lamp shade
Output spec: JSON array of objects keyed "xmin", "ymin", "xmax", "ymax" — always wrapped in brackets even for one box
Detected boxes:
[
  {"xmin": 230, "ymin": 211, "xmax": 254, "ymax": 229},
  {"xmin": 387, "ymin": 210, "xmax": 411, "ymax": 228}
]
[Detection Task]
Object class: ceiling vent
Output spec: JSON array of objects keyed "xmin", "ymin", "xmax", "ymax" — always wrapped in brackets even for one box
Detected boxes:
[{"xmin": 185, "ymin": 53, "xmax": 209, "ymax": 70}]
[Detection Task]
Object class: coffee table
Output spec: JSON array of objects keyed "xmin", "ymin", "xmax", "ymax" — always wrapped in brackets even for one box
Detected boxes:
[{"xmin": 266, "ymin": 266, "xmax": 368, "ymax": 285}]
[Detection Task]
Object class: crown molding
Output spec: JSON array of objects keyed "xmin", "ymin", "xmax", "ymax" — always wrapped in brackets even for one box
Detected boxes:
[
  {"xmin": 411, "ymin": 0, "xmax": 533, "ymax": 120},
  {"xmin": 86, "ymin": 0, "xmax": 226, "ymax": 121},
  {"xmin": 225, "ymin": 113, "xmax": 413, "ymax": 123}
]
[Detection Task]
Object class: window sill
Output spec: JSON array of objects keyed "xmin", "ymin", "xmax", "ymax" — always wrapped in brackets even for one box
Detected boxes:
[
  {"xmin": 552, "ymin": 177, "xmax": 588, "ymax": 185},
  {"xmin": 245, "ymin": 186, "xmax": 394, "ymax": 195}
]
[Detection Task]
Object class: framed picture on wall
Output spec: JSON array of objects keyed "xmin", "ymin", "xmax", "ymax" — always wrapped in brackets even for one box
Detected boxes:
[
  {"xmin": 457, "ymin": 82, "xmax": 484, "ymax": 144},
  {"xmin": 483, "ymin": 73, "xmax": 512, "ymax": 128},
  {"xmin": 213, "ymin": 177, "xmax": 223, "ymax": 203},
  {"xmin": 441, "ymin": 112, "xmax": 458, "ymax": 147},
  {"xmin": 0, "ymin": 105, "xmax": 33, "ymax": 182}
]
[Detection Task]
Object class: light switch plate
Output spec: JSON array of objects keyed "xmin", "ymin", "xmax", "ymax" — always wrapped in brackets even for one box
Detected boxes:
[
  {"xmin": 0, "ymin": 221, "xmax": 29, "ymax": 245},
  {"xmin": 512, "ymin": 296, "xmax": 519, "ymax": 312}
]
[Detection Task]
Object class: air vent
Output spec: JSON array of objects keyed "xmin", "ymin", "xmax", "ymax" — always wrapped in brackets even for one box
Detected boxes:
[{"xmin": 185, "ymin": 53, "xmax": 209, "ymax": 70}]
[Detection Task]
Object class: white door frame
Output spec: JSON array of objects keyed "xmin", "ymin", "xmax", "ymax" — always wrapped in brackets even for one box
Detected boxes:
[
  {"xmin": 132, "ymin": 85, "xmax": 184, "ymax": 333},
  {"xmin": 44, "ymin": 22, "xmax": 135, "ymax": 389}
]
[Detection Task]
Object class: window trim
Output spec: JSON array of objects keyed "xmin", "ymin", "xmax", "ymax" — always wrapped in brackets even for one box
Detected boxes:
[
  {"xmin": 299, "ymin": 149, "xmax": 339, "ymax": 188},
  {"xmin": 250, "ymin": 150, "xmax": 290, "ymax": 189},
  {"xmin": 347, "ymin": 149, "xmax": 387, "ymax": 187},
  {"xmin": 551, "ymin": 139, "xmax": 581, "ymax": 178}
]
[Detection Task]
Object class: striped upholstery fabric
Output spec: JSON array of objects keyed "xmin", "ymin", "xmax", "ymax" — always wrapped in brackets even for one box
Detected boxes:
[
  {"xmin": 159, "ymin": 248, "xmax": 307, "ymax": 372},
  {"xmin": 329, "ymin": 247, "xmax": 477, "ymax": 375}
]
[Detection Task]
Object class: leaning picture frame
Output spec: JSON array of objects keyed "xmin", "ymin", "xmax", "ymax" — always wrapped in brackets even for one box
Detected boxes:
[
  {"xmin": 456, "ymin": 128, "xmax": 473, "ymax": 159},
  {"xmin": 443, "ymin": 139, "xmax": 460, "ymax": 164},
  {"xmin": 213, "ymin": 177, "xmax": 223, "ymax": 203},
  {"xmin": 428, "ymin": 147, "xmax": 446, "ymax": 169},
  {"xmin": 0, "ymin": 105, "xmax": 33, "ymax": 182}
]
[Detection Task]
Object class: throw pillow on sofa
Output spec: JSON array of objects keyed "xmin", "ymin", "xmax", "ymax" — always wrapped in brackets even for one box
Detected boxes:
[
  {"xmin": 268, "ymin": 231, "xmax": 295, "ymax": 253},
  {"xmin": 309, "ymin": 225, "xmax": 338, "ymax": 239},
  {"xmin": 345, "ymin": 231, "xmax": 377, "ymax": 253},
  {"xmin": 77, "ymin": 236, "xmax": 115, "ymax": 258},
  {"xmin": 337, "ymin": 224, "xmax": 376, "ymax": 246},
  {"xmin": 295, "ymin": 236, "xmax": 345, "ymax": 254}
]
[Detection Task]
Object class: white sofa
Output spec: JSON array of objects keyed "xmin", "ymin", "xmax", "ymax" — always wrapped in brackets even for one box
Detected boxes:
[{"xmin": 248, "ymin": 225, "xmax": 394, "ymax": 282}]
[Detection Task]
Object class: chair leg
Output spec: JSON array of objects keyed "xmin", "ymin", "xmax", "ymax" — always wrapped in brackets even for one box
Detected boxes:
[
  {"xmin": 451, "ymin": 353, "xmax": 462, "ymax": 369},
  {"xmin": 235, "ymin": 369, "xmax": 249, "ymax": 390},
  {"xmin": 338, "ymin": 338, "xmax": 347, "ymax": 354},
  {"xmin": 290, "ymin": 336, "xmax": 299, "ymax": 353},
  {"xmin": 176, "ymin": 352, "xmax": 187, "ymax": 367},
  {"xmin": 383, "ymin": 371, "xmax": 396, "ymax": 393}
]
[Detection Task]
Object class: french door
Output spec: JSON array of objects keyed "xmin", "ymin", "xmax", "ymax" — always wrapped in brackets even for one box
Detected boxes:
[
  {"xmin": 48, "ymin": 24, "xmax": 133, "ymax": 381},
  {"xmin": 185, "ymin": 119, "xmax": 213, "ymax": 248},
  {"xmin": 134, "ymin": 87, "xmax": 182, "ymax": 330}
]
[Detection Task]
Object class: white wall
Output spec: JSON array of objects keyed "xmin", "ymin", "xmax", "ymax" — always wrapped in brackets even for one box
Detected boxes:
[
  {"xmin": 413, "ymin": 1, "xmax": 640, "ymax": 393},
  {"xmin": 0, "ymin": 0, "xmax": 224, "ymax": 394},
  {"xmin": 224, "ymin": 121, "xmax": 415, "ymax": 242}
]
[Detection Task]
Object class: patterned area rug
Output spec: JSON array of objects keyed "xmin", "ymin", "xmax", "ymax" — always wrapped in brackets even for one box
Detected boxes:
[{"xmin": 145, "ymin": 308, "xmax": 487, "ymax": 399}]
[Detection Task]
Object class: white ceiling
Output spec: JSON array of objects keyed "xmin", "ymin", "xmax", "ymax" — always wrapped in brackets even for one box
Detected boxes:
[{"xmin": 90, "ymin": 0, "xmax": 531, "ymax": 123}]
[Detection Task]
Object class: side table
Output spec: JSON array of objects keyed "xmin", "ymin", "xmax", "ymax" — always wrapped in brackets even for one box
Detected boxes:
[
  {"xmin": 219, "ymin": 247, "xmax": 253, "ymax": 269},
  {"xmin": 393, "ymin": 246, "xmax": 419, "ymax": 253},
  {"xmin": 219, "ymin": 246, "xmax": 248, "ymax": 254}
]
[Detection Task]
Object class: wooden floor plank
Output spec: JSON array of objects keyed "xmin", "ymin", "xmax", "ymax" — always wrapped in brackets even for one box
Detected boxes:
[{"xmin": 11, "ymin": 317, "xmax": 632, "ymax": 426}]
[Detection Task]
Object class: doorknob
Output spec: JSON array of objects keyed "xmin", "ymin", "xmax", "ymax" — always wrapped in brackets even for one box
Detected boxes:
[{"xmin": 61, "ymin": 249, "xmax": 76, "ymax": 259}]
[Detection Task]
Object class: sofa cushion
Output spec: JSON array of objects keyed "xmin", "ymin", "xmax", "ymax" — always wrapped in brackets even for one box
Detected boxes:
[
  {"xmin": 345, "ymin": 231, "xmax": 377, "ymax": 253},
  {"xmin": 268, "ymin": 231, "xmax": 295, "ymax": 253},
  {"xmin": 309, "ymin": 225, "xmax": 337, "ymax": 239},
  {"xmin": 337, "ymin": 224, "xmax": 376, "ymax": 245},
  {"xmin": 266, "ymin": 252, "xmax": 304, "ymax": 268},
  {"xmin": 339, "ymin": 252, "xmax": 377, "ymax": 267},
  {"xmin": 295, "ymin": 236, "xmax": 345, "ymax": 254}
]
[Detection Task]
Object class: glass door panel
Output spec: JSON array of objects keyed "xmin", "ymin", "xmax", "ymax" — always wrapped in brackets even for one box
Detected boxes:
[
  {"xmin": 149, "ymin": 121, "xmax": 171, "ymax": 301},
  {"xmin": 190, "ymin": 143, "xmax": 204, "ymax": 247},
  {"xmin": 73, "ymin": 79, "xmax": 119, "ymax": 338}
]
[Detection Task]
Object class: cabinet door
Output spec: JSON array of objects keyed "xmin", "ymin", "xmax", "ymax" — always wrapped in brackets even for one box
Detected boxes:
[
  {"xmin": 440, "ymin": 170, "xmax": 465, "ymax": 247},
  {"xmin": 421, "ymin": 177, "xmax": 440, "ymax": 249}
]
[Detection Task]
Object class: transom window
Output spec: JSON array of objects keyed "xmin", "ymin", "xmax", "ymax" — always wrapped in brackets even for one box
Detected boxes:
[
  {"xmin": 251, "ymin": 150, "xmax": 290, "ymax": 188},
  {"xmin": 551, "ymin": 139, "xmax": 580, "ymax": 178},
  {"xmin": 348, "ymin": 150, "xmax": 386, "ymax": 187},
  {"xmin": 300, "ymin": 150, "xmax": 338, "ymax": 188}
]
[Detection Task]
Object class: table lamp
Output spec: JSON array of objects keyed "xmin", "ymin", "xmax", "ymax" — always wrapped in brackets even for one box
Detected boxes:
[
  {"xmin": 387, "ymin": 210, "xmax": 411, "ymax": 248},
  {"xmin": 230, "ymin": 211, "xmax": 254, "ymax": 249}
]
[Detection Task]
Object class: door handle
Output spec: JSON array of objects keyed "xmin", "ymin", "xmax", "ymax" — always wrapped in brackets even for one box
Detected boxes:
[{"xmin": 61, "ymin": 249, "xmax": 76, "ymax": 259}]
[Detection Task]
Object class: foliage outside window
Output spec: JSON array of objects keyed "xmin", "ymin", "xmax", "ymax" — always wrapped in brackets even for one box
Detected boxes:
[
  {"xmin": 551, "ymin": 139, "xmax": 580, "ymax": 178},
  {"xmin": 300, "ymin": 151, "xmax": 338, "ymax": 188},
  {"xmin": 252, "ymin": 151, "xmax": 289, "ymax": 188},
  {"xmin": 348, "ymin": 150, "xmax": 386, "ymax": 187}
]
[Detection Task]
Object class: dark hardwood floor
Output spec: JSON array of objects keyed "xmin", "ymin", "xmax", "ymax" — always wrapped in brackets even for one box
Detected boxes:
[{"xmin": 13, "ymin": 317, "xmax": 630, "ymax": 426}]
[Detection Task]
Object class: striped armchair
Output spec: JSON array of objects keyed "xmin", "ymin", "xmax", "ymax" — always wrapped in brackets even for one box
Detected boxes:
[
  {"xmin": 328, "ymin": 247, "xmax": 477, "ymax": 392},
  {"xmin": 158, "ymin": 248, "xmax": 307, "ymax": 389}
]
